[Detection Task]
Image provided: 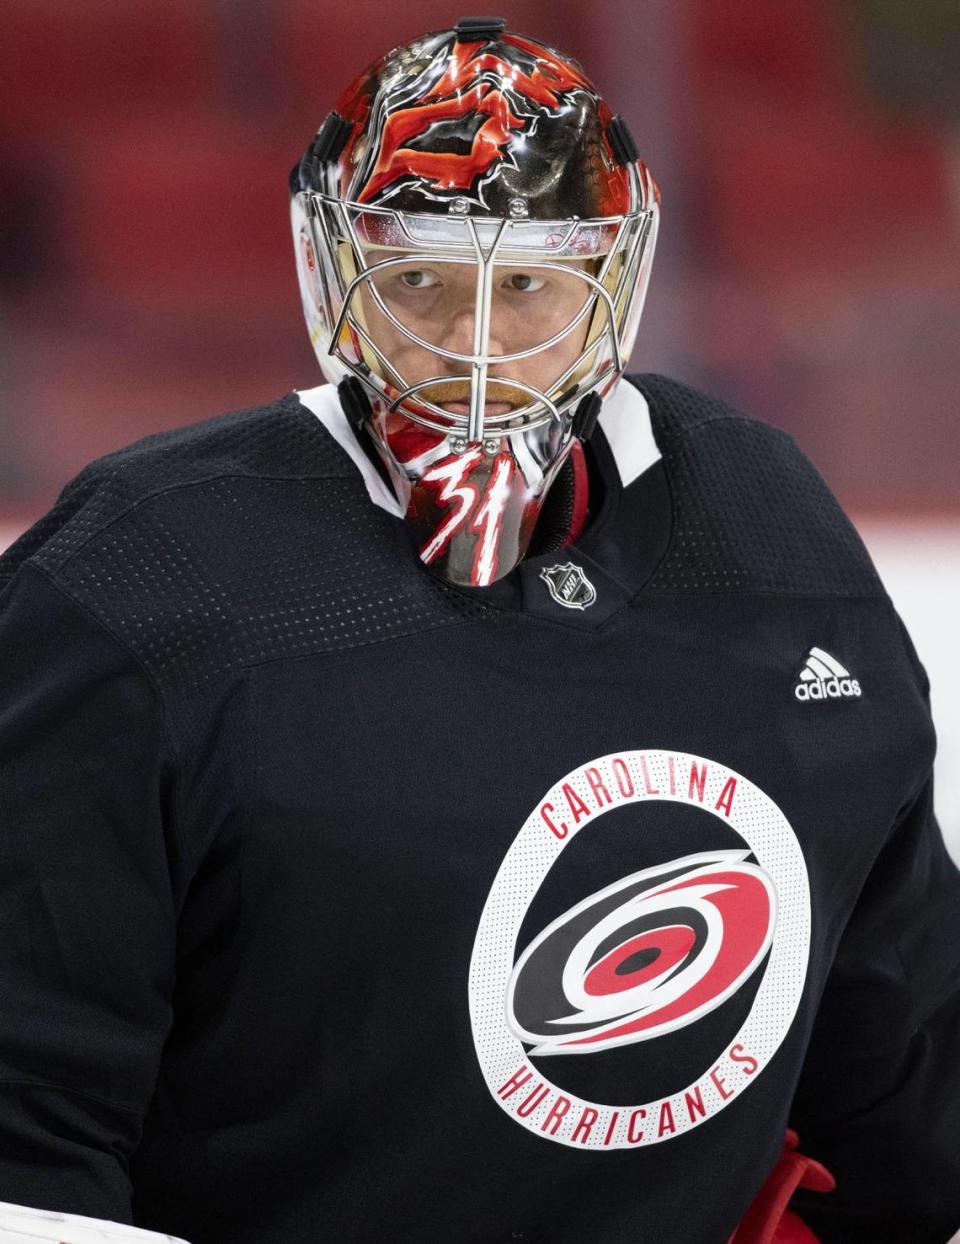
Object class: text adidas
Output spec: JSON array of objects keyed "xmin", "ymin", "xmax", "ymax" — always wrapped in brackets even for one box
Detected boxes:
[{"xmin": 794, "ymin": 676, "xmax": 861, "ymax": 702}]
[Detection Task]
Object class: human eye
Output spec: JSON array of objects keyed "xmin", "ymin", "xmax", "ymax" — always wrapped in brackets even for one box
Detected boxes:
[
  {"xmin": 502, "ymin": 271, "xmax": 548, "ymax": 293},
  {"xmin": 397, "ymin": 268, "xmax": 441, "ymax": 289}
]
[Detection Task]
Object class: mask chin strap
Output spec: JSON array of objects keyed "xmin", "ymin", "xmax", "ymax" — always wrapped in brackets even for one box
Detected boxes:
[
  {"xmin": 527, "ymin": 439, "xmax": 592, "ymax": 556},
  {"xmin": 338, "ymin": 375, "xmax": 372, "ymax": 434},
  {"xmin": 572, "ymin": 391, "xmax": 602, "ymax": 443},
  {"xmin": 337, "ymin": 376, "xmax": 407, "ymax": 506}
]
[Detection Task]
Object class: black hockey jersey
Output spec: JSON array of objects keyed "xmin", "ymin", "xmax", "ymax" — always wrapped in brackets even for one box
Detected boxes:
[{"xmin": 0, "ymin": 374, "xmax": 957, "ymax": 1244}]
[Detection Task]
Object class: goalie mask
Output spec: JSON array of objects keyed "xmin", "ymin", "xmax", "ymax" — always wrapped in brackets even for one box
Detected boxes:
[{"xmin": 290, "ymin": 16, "xmax": 660, "ymax": 587}]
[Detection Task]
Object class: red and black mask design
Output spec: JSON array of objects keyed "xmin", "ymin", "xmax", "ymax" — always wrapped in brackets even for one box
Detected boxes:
[
  {"xmin": 366, "ymin": 403, "xmax": 582, "ymax": 587},
  {"xmin": 289, "ymin": 21, "xmax": 660, "ymax": 589},
  {"xmin": 335, "ymin": 28, "xmax": 631, "ymax": 219}
]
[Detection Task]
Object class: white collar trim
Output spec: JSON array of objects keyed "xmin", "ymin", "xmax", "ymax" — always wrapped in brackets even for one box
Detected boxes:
[
  {"xmin": 597, "ymin": 379, "xmax": 661, "ymax": 488},
  {"xmin": 294, "ymin": 383, "xmax": 405, "ymax": 518}
]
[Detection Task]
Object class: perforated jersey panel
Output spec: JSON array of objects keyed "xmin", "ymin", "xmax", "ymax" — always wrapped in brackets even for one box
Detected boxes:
[
  {"xmin": 44, "ymin": 473, "xmax": 490, "ymax": 699},
  {"xmin": 0, "ymin": 393, "xmax": 492, "ymax": 701},
  {"xmin": 633, "ymin": 375, "xmax": 884, "ymax": 598},
  {"xmin": 0, "ymin": 393, "xmax": 349, "ymax": 590},
  {"xmin": 0, "ymin": 373, "xmax": 885, "ymax": 710}
]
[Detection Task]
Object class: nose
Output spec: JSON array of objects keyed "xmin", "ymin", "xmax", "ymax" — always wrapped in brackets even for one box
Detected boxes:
[{"xmin": 439, "ymin": 306, "xmax": 506, "ymax": 362}]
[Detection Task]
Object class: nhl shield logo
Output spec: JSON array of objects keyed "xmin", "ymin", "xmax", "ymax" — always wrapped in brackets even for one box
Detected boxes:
[{"xmin": 539, "ymin": 562, "xmax": 597, "ymax": 610}]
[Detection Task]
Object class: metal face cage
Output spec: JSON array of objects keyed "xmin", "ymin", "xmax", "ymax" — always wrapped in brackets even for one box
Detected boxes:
[{"xmin": 296, "ymin": 191, "xmax": 658, "ymax": 449}]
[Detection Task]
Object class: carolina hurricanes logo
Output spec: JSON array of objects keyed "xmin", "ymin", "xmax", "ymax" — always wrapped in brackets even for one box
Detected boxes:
[
  {"xmin": 507, "ymin": 851, "xmax": 776, "ymax": 1055},
  {"xmin": 469, "ymin": 749, "xmax": 811, "ymax": 1149},
  {"xmin": 358, "ymin": 35, "xmax": 592, "ymax": 205}
]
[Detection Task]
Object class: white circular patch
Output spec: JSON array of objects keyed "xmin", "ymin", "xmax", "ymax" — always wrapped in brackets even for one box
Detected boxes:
[{"xmin": 468, "ymin": 749, "xmax": 810, "ymax": 1149}]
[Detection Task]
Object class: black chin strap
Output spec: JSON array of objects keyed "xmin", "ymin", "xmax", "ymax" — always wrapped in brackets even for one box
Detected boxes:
[
  {"xmin": 338, "ymin": 376, "xmax": 372, "ymax": 433},
  {"xmin": 338, "ymin": 378, "xmax": 399, "ymax": 499}
]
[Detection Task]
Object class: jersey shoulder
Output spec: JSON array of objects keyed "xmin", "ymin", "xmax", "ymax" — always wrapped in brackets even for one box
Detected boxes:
[
  {"xmin": 0, "ymin": 391, "xmax": 477, "ymax": 699},
  {"xmin": 627, "ymin": 372, "xmax": 886, "ymax": 599},
  {"xmin": 0, "ymin": 393, "xmax": 351, "ymax": 589}
]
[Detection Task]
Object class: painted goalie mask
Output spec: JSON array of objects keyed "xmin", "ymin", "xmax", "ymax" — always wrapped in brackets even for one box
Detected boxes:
[{"xmin": 290, "ymin": 16, "xmax": 660, "ymax": 587}]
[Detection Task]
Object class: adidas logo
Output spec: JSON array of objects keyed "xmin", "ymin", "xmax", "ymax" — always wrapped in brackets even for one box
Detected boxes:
[{"xmin": 794, "ymin": 646, "xmax": 862, "ymax": 701}]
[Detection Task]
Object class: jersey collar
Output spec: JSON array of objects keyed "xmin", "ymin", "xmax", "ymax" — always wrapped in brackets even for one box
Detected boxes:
[{"xmin": 294, "ymin": 377, "xmax": 671, "ymax": 630}]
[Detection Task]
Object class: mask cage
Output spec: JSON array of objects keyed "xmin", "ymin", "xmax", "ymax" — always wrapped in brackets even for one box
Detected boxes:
[{"xmin": 297, "ymin": 193, "xmax": 657, "ymax": 444}]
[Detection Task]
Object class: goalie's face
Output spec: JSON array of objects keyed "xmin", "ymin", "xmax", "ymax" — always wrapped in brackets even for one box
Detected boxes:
[
  {"xmin": 356, "ymin": 251, "xmax": 596, "ymax": 421},
  {"xmin": 342, "ymin": 245, "xmax": 605, "ymax": 590}
]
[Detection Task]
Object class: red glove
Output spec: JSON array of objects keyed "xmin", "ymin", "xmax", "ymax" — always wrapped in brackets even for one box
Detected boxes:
[{"xmin": 727, "ymin": 1128, "xmax": 836, "ymax": 1244}]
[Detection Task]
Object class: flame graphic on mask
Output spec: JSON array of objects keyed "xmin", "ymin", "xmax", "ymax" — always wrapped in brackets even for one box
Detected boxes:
[{"xmin": 358, "ymin": 35, "xmax": 591, "ymax": 205}]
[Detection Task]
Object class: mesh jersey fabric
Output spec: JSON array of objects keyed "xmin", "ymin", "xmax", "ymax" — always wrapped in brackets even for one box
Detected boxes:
[{"xmin": 0, "ymin": 373, "xmax": 956, "ymax": 1243}]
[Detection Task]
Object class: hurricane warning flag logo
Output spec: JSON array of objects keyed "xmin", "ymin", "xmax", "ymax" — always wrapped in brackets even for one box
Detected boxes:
[{"xmin": 507, "ymin": 851, "xmax": 776, "ymax": 1056}]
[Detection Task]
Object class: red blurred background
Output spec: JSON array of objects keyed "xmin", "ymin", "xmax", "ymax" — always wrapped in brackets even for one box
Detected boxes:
[
  {"xmin": 0, "ymin": 0, "xmax": 957, "ymax": 513},
  {"xmin": 1, "ymin": 1, "xmax": 958, "ymax": 850}
]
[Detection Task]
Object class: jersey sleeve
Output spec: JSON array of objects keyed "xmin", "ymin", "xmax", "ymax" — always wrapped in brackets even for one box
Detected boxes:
[
  {"xmin": 787, "ymin": 606, "xmax": 960, "ymax": 1242},
  {"xmin": 0, "ymin": 560, "xmax": 185, "ymax": 1230}
]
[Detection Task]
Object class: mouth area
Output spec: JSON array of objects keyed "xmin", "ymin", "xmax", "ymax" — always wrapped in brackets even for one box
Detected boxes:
[{"xmin": 441, "ymin": 400, "xmax": 513, "ymax": 417}]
